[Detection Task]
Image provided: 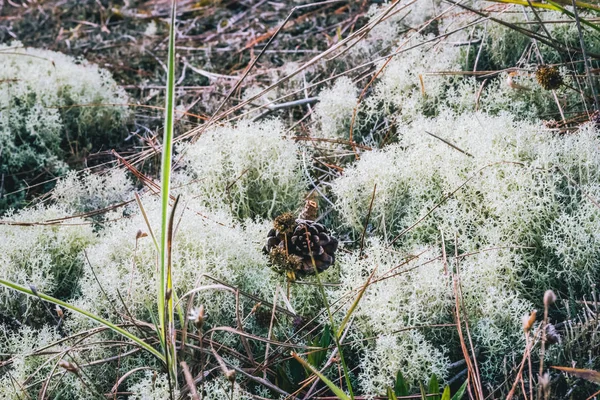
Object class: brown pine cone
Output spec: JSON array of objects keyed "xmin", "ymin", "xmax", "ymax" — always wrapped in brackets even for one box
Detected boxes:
[{"xmin": 263, "ymin": 214, "xmax": 338, "ymax": 278}]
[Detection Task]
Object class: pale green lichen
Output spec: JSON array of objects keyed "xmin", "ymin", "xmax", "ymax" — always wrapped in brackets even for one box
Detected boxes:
[
  {"xmin": 0, "ymin": 42, "xmax": 129, "ymax": 210},
  {"xmin": 176, "ymin": 119, "xmax": 305, "ymax": 220},
  {"xmin": 0, "ymin": 205, "xmax": 95, "ymax": 322}
]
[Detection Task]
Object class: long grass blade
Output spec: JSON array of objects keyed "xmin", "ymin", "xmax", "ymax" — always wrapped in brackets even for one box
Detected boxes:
[
  {"xmin": 158, "ymin": 0, "xmax": 178, "ymax": 387},
  {"xmin": 291, "ymin": 351, "xmax": 351, "ymax": 400},
  {"xmin": 546, "ymin": 0, "xmax": 600, "ymax": 33},
  {"xmin": 336, "ymin": 267, "xmax": 376, "ymax": 338},
  {"xmin": 0, "ymin": 278, "xmax": 164, "ymax": 362},
  {"xmin": 552, "ymin": 366, "xmax": 600, "ymax": 384}
]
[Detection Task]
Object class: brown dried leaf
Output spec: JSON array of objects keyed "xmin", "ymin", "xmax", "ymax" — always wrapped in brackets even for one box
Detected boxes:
[{"xmin": 552, "ymin": 366, "xmax": 600, "ymax": 384}]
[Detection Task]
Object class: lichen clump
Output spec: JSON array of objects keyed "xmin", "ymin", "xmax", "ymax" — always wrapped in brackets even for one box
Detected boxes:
[
  {"xmin": 177, "ymin": 119, "xmax": 305, "ymax": 220},
  {"xmin": 3, "ymin": 1, "xmax": 600, "ymax": 398},
  {"xmin": 0, "ymin": 42, "xmax": 129, "ymax": 210}
]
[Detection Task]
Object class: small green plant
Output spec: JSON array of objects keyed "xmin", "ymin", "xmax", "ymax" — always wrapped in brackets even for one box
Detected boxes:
[
  {"xmin": 386, "ymin": 372, "xmax": 467, "ymax": 400},
  {"xmin": 307, "ymin": 324, "xmax": 332, "ymax": 369}
]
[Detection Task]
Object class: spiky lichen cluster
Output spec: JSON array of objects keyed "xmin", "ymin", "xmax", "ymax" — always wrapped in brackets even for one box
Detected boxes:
[
  {"xmin": 0, "ymin": 42, "xmax": 129, "ymax": 210},
  {"xmin": 0, "ymin": 205, "xmax": 95, "ymax": 323},
  {"xmin": 332, "ymin": 111, "xmax": 600, "ymax": 385},
  {"xmin": 176, "ymin": 119, "xmax": 305, "ymax": 220},
  {"xmin": 51, "ymin": 169, "xmax": 134, "ymax": 214},
  {"xmin": 0, "ymin": 325, "xmax": 64, "ymax": 399},
  {"xmin": 314, "ymin": 76, "xmax": 358, "ymax": 141}
]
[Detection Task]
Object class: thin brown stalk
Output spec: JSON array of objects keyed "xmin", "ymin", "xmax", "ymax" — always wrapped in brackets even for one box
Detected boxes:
[
  {"xmin": 451, "ymin": 236, "xmax": 484, "ymax": 400},
  {"xmin": 180, "ymin": 362, "xmax": 199, "ymax": 400},
  {"xmin": 571, "ymin": 0, "xmax": 599, "ymax": 110},
  {"xmin": 262, "ymin": 287, "xmax": 279, "ymax": 379}
]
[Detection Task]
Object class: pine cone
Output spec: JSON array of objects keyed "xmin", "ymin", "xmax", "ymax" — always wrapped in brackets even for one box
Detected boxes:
[{"xmin": 263, "ymin": 214, "xmax": 338, "ymax": 278}]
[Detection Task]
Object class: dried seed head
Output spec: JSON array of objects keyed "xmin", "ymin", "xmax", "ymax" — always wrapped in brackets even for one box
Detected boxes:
[
  {"xmin": 188, "ymin": 305, "xmax": 206, "ymax": 330},
  {"xmin": 544, "ymin": 290, "xmax": 557, "ymax": 308},
  {"xmin": 545, "ymin": 323, "xmax": 561, "ymax": 345},
  {"xmin": 136, "ymin": 230, "xmax": 148, "ymax": 240},
  {"xmin": 536, "ymin": 65, "xmax": 563, "ymax": 90},
  {"xmin": 55, "ymin": 305, "xmax": 63, "ymax": 319},
  {"xmin": 58, "ymin": 360, "xmax": 79, "ymax": 375},
  {"xmin": 225, "ymin": 369, "xmax": 236, "ymax": 383},
  {"xmin": 250, "ymin": 302, "xmax": 262, "ymax": 315},
  {"xmin": 299, "ymin": 199, "xmax": 318, "ymax": 221},
  {"xmin": 273, "ymin": 212, "xmax": 296, "ymax": 234},
  {"xmin": 268, "ymin": 246, "xmax": 302, "ymax": 277},
  {"xmin": 539, "ymin": 372, "xmax": 550, "ymax": 388},
  {"xmin": 522, "ymin": 310, "xmax": 537, "ymax": 333}
]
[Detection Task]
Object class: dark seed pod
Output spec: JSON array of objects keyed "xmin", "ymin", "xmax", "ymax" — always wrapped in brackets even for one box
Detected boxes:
[
  {"xmin": 535, "ymin": 65, "xmax": 563, "ymax": 91},
  {"xmin": 263, "ymin": 215, "xmax": 338, "ymax": 278},
  {"xmin": 273, "ymin": 212, "xmax": 296, "ymax": 234}
]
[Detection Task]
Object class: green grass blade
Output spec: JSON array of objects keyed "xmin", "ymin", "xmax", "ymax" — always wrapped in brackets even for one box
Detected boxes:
[
  {"xmin": 311, "ymin": 256, "xmax": 355, "ymax": 399},
  {"xmin": 387, "ymin": 386, "xmax": 398, "ymax": 400},
  {"xmin": 158, "ymin": 0, "xmax": 177, "ymax": 335},
  {"xmin": 546, "ymin": 0, "xmax": 600, "ymax": 32},
  {"xmin": 336, "ymin": 268, "xmax": 375, "ymax": 338},
  {"xmin": 395, "ymin": 370, "xmax": 409, "ymax": 396},
  {"xmin": 0, "ymin": 278, "xmax": 164, "ymax": 362},
  {"xmin": 441, "ymin": 386, "xmax": 451, "ymax": 400},
  {"xmin": 291, "ymin": 351, "xmax": 351, "ymax": 400},
  {"xmin": 451, "ymin": 380, "xmax": 468, "ymax": 400},
  {"xmin": 419, "ymin": 382, "xmax": 427, "ymax": 400},
  {"xmin": 487, "ymin": 0, "xmax": 600, "ymax": 12},
  {"xmin": 158, "ymin": 0, "xmax": 178, "ymax": 386},
  {"xmin": 485, "ymin": 0, "xmax": 559, "ymax": 10},
  {"xmin": 429, "ymin": 374, "xmax": 440, "ymax": 400}
]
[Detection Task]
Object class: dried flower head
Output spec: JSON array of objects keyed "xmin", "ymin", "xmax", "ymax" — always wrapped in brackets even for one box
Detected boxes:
[
  {"xmin": 539, "ymin": 372, "xmax": 551, "ymax": 394},
  {"xmin": 535, "ymin": 65, "xmax": 563, "ymax": 90},
  {"xmin": 543, "ymin": 290, "xmax": 557, "ymax": 308},
  {"xmin": 545, "ymin": 323, "xmax": 561, "ymax": 345},
  {"xmin": 299, "ymin": 198, "xmax": 318, "ymax": 221},
  {"xmin": 522, "ymin": 310, "xmax": 537, "ymax": 333},
  {"xmin": 188, "ymin": 306, "xmax": 206, "ymax": 330},
  {"xmin": 273, "ymin": 212, "xmax": 297, "ymax": 234},
  {"xmin": 268, "ymin": 246, "xmax": 303, "ymax": 281},
  {"xmin": 55, "ymin": 305, "xmax": 64, "ymax": 319},
  {"xmin": 225, "ymin": 369, "xmax": 236, "ymax": 383}
]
